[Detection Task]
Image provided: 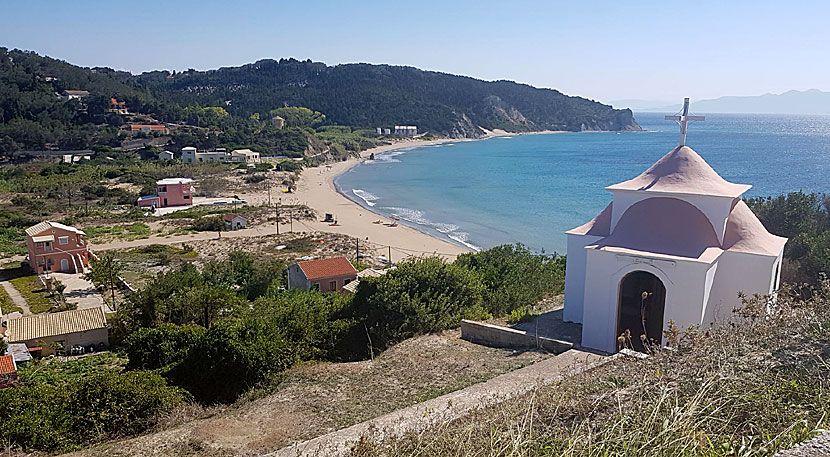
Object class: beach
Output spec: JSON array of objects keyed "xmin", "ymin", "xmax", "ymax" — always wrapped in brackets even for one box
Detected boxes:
[{"xmin": 236, "ymin": 138, "xmax": 479, "ymax": 260}]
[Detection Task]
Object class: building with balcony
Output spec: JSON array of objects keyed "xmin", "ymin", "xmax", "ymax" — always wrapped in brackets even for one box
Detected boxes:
[
  {"xmin": 25, "ymin": 221, "xmax": 90, "ymax": 274},
  {"xmin": 137, "ymin": 178, "xmax": 194, "ymax": 208}
]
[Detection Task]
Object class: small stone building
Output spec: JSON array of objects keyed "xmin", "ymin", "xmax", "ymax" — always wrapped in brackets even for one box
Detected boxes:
[
  {"xmin": 288, "ymin": 256, "xmax": 358, "ymax": 292},
  {"xmin": 223, "ymin": 214, "xmax": 247, "ymax": 230},
  {"xmin": 6, "ymin": 307, "xmax": 109, "ymax": 355}
]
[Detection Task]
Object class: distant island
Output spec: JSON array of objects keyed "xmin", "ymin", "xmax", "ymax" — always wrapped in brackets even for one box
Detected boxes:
[
  {"xmin": 612, "ymin": 89, "xmax": 830, "ymax": 115},
  {"xmin": 0, "ymin": 47, "xmax": 640, "ymax": 156}
]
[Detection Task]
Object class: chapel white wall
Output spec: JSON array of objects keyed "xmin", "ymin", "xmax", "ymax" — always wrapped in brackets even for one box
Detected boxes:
[
  {"xmin": 563, "ymin": 233, "xmax": 602, "ymax": 323},
  {"xmin": 702, "ymin": 251, "xmax": 780, "ymax": 325},
  {"xmin": 580, "ymin": 249, "xmax": 712, "ymax": 354}
]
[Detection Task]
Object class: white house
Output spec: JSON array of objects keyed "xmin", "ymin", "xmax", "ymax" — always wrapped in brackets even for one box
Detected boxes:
[
  {"xmin": 158, "ymin": 150, "xmax": 174, "ymax": 160},
  {"xmin": 230, "ymin": 149, "xmax": 261, "ymax": 164},
  {"xmin": 223, "ymin": 214, "xmax": 247, "ymax": 230},
  {"xmin": 563, "ymin": 103, "xmax": 786, "ymax": 354},
  {"xmin": 394, "ymin": 126, "xmax": 417, "ymax": 136}
]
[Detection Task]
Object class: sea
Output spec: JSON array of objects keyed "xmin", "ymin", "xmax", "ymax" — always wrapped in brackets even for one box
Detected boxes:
[{"xmin": 334, "ymin": 113, "xmax": 830, "ymax": 255}]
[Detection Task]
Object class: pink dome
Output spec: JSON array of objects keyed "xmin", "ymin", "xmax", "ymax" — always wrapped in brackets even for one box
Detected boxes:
[
  {"xmin": 595, "ymin": 197, "xmax": 721, "ymax": 258},
  {"xmin": 606, "ymin": 146, "xmax": 751, "ymax": 198},
  {"xmin": 723, "ymin": 200, "xmax": 787, "ymax": 256}
]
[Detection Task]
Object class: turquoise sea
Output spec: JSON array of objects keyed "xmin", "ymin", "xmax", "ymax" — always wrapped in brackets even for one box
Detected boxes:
[{"xmin": 334, "ymin": 113, "xmax": 830, "ymax": 255}]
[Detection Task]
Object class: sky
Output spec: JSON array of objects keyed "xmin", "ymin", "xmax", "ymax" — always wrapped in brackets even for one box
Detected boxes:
[{"xmin": 2, "ymin": 0, "xmax": 829, "ymax": 104}]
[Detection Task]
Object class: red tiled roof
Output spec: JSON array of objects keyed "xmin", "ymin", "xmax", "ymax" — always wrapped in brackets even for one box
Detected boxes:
[
  {"xmin": 129, "ymin": 124, "xmax": 166, "ymax": 131},
  {"xmin": 0, "ymin": 355, "xmax": 16, "ymax": 375},
  {"xmin": 223, "ymin": 213, "xmax": 239, "ymax": 222},
  {"xmin": 297, "ymin": 256, "xmax": 357, "ymax": 280}
]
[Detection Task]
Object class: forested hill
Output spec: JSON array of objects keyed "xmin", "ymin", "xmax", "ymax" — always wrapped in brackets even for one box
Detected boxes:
[{"xmin": 136, "ymin": 59, "xmax": 640, "ymax": 136}]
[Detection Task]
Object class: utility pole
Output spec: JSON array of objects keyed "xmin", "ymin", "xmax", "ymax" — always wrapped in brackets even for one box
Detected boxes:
[
  {"xmin": 356, "ymin": 238, "xmax": 359, "ymax": 261},
  {"xmin": 268, "ymin": 186, "xmax": 271, "ymax": 206},
  {"xmin": 275, "ymin": 200, "xmax": 280, "ymax": 235},
  {"xmin": 388, "ymin": 246, "xmax": 392, "ymax": 264},
  {"xmin": 289, "ymin": 208, "xmax": 293, "ymax": 232}
]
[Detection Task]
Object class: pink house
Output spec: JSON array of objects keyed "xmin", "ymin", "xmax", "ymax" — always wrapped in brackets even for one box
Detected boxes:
[
  {"xmin": 25, "ymin": 221, "xmax": 90, "ymax": 274},
  {"xmin": 137, "ymin": 178, "xmax": 194, "ymax": 208}
]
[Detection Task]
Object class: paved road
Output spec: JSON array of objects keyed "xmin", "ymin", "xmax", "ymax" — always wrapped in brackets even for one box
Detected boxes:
[{"xmin": 267, "ymin": 349, "xmax": 614, "ymax": 457}]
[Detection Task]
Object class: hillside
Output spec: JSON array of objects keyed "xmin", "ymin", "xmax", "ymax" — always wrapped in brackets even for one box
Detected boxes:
[
  {"xmin": 615, "ymin": 89, "xmax": 830, "ymax": 115},
  {"xmin": 136, "ymin": 59, "xmax": 641, "ymax": 136}
]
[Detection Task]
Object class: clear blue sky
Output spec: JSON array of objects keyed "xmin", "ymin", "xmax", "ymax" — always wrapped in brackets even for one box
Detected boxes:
[{"xmin": 2, "ymin": 0, "xmax": 828, "ymax": 103}]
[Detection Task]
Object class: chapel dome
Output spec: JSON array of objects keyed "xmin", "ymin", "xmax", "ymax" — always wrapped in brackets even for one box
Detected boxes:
[
  {"xmin": 722, "ymin": 200, "xmax": 788, "ymax": 256},
  {"xmin": 595, "ymin": 196, "xmax": 721, "ymax": 258},
  {"xmin": 606, "ymin": 146, "xmax": 752, "ymax": 198}
]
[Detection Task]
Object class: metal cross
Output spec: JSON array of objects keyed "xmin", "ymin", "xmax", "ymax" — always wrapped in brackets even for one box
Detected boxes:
[{"xmin": 665, "ymin": 97, "xmax": 705, "ymax": 146}]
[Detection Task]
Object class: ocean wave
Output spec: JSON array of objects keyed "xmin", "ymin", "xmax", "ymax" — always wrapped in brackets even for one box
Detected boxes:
[
  {"xmin": 352, "ymin": 189, "xmax": 379, "ymax": 207},
  {"xmin": 448, "ymin": 232, "xmax": 482, "ymax": 252},
  {"xmin": 383, "ymin": 206, "xmax": 480, "ymax": 252}
]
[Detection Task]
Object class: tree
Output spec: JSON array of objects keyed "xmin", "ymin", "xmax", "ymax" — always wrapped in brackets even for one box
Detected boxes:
[
  {"xmin": 350, "ymin": 257, "xmax": 488, "ymax": 350},
  {"xmin": 85, "ymin": 253, "xmax": 124, "ymax": 311}
]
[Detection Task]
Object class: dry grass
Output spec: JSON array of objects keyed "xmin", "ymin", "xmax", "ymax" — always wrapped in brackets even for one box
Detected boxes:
[
  {"xmin": 351, "ymin": 281, "xmax": 830, "ymax": 457},
  {"xmin": 69, "ymin": 330, "xmax": 548, "ymax": 457}
]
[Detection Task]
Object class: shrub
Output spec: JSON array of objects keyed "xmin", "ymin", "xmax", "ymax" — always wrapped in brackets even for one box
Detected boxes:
[
  {"xmin": 351, "ymin": 257, "xmax": 488, "ymax": 350},
  {"xmin": 253, "ymin": 290, "xmax": 360, "ymax": 361},
  {"xmin": 122, "ymin": 324, "xmax": 206, "ymax": 371},
  {"xmin": 190, "ymin": 215, "xmax": 225, "ymax": 232},
  {"xmin": 456, "ymin": 244, "xmax": 565, "ymax": 316},
  {"xmin": 169, "ymin": 318, "xmax": 297, "ymax": 403},
  {"xmin": 0, "ymin": 370, "xmax": 186, "ymax": 452}
]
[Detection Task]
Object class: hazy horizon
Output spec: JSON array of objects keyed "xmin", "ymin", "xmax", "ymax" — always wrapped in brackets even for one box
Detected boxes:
[{"xmin": 3, "ymin": 0, "xmax": 829, "ymax": 103}]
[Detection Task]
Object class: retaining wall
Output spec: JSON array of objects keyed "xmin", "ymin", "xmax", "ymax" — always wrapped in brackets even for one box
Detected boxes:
[{"xmin": 461, "ymin": 320, "xmax": 573, "ymax": 354}]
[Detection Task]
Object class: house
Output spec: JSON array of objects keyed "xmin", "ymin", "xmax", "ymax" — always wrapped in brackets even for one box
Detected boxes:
[
  {"xmin": 158, "ymin": 150, "xmax": 174, "ymax": 160},
  {"xmin": 271, "ymin": 116, "xmax": 285, "ymax": 129},
  {"xmin": 128, "ymin": 124, "xmax": 169, "ymax": 135},
  {"xmin": 181, "ymin": 146, "xmax": 261, "ymax": 164},
  {"xmin": 230, "ymin": 149, "xmax": 261, "ymax": 164},
  {"xmin": 4, "ymin": 343, "xmax": 33, "ymax": 365},
  {"xmin": 394, "ymin": 125, "xmax": 418, "ymax": 136},
  {"xmin": 25, "ymin": 221, "xmax": 90, "ymax": 273},
  {"xmin": 6, "ymin": 307, "xmax": 109, "ymax": 356},
  {"xmin": 108, "ymin": 98, "xmax": 128, "ymax": 115},
  {"xmin": 62, "ymin": 90, "xmax": 89, "ymax": 100},
  {"xmin": 181, "ymin": 146, "xmax": 228, "ymax": 163},
  {"xmin": 288, "ymin": 256, "xmax": 358, "ymax": 292},
  {"xmin": 342, "ymin": 267, "xmax": 389, "ymax": 294},
  {"xmin": 137, "ymin": 178, "xmax": 194, "ymax": 208},
  {"xmin": 0, "ymin": 355, "xmax": 17, "ymax": 388},
  {"xmin": 223, "ymin": 214, "xmax": 247, "ymax": 230},
  {"xmin": 563, "ymin": 101, "xmax": 786, "ymax": 354}
]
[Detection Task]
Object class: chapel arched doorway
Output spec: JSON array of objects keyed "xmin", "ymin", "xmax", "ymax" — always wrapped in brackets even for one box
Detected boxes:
[{"xmin": 616, "ymin": 271, "xmax": 666, "ymax": 352}]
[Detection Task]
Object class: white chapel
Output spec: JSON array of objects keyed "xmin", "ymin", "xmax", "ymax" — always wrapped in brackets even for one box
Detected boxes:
[{"xmin": 563, "ymin": 99, "xmax": 787, "ymax": 354}]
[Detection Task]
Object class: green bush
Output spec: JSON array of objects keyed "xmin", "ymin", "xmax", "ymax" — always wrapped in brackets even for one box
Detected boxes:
[
  {"xmin": 169, "ymin": 318, "xmax": 297, "ymax": 403},
  {"xmin": 456, "ymin": 244, "xmax": 565, "ymax": 316},
  {"xmin": 190, "ymin": 214, "xmax": 225, "ymax": 232},
  {"xmin": 0, "ymin": 371, "xmax": 186, "ymax": 452},
  {"xmin": 351, "ymin": 257, "xmax": 488, "ymax": 350},
  {"xmin": 122, "ymin": 324, "xmax": 206, "ymax": 371},
  {"xmin": 253, "ymin": 290, "xmax": 360, "ymax": 361}
]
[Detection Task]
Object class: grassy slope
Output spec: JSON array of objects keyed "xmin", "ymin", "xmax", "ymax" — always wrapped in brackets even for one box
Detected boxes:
[{"xmin": 355, "ymin": 286, "xmax": 830, "ymax": 457}]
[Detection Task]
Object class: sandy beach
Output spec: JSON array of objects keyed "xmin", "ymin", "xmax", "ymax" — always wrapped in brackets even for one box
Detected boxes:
[{"xmin": 239, "ymin": 138, "xmax": 475, "ymax": 261}]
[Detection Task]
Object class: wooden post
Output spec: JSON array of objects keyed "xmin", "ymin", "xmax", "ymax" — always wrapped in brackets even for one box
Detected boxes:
[{"xmin": 275, "ymin": 201, "xmax": 280, "ymax": 236}]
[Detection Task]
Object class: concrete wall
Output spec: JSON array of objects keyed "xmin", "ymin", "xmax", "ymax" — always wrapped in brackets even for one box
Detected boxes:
[
  {"xmin": 156, "ymin": 182, "xmax": 192, "ymax": 207},
  {"xmin": 312, "ymin": 273, "xmax": 357, "ymax": 292},
  {"xmin": 703, "ymin": 250, "xmax": 779, "ymax": 324},
  {"xmin": 460, "ymin": 320, "xmax": 572, "ymax": 354},
  {"xmin": 287, "ymin": 264, "xmax": 310, "ymax": 290},
  {"xmin": 563, "ymin": 233, "xmax": 601, "ymax": 323}
]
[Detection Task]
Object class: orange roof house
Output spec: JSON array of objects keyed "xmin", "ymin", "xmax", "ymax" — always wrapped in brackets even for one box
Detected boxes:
[
  {"xmin": 25, "ymin": 221, "xmax": 89, "ymax": 274},
  {"xmin": 108, "ymin": 98, "xmax": 128, "ymax": 115},
  {"xmin": 128, "ymin": 124, "xmax": 169, "ymax": 135},
  {"xmin": 0, "ymin": 355, "xmax": 18, "ymax": 388},
  {"xmin": 287, "ymin": 256, "xmax": 358, "ymax": 292}
]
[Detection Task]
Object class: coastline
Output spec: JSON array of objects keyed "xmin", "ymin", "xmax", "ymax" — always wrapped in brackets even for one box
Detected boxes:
[{"xmin": 262, "ymin": 137, "xmax": 485, "ymax": 260}]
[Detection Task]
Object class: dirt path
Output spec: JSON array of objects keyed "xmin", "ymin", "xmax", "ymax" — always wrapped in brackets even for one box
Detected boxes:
[
  {"xmin": 270, "ymin": 349, "xmax": 613, "ymax": 457},
  {"xmin": 0, "ymin": 276, "xmax": 31, "ymax": 316}
]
